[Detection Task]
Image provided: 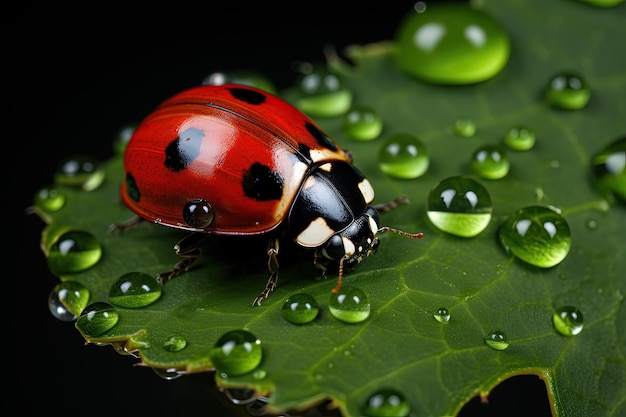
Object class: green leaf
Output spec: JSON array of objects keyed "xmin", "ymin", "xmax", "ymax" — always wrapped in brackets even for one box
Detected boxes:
[{"xmin": 34, "ymin": 1, "xmax": 625, "ymax": 416}]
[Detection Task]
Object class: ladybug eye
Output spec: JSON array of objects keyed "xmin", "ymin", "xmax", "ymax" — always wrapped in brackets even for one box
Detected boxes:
[
  {"xmin": 183, "ymin": 199, "xmax": 215, "ymax": 229},
  {"xmin": 322, "ymin": 234, "xmax": 345, "ymax": 260}
]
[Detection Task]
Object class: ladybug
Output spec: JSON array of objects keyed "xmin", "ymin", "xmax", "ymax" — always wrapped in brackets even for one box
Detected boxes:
[{"xmin": 115, "ymin": 83, "xmax": 423, "ymax": 306}]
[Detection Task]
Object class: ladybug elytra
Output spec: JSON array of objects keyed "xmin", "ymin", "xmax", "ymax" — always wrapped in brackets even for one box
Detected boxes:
[{"xmin": 116, "ymin": 84, "xmax": 423, "ymax": 306}]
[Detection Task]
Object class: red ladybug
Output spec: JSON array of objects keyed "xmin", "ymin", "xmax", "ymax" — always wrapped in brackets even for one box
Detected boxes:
[{"xmin": 116, "ymin": 84, "xmax": 423, "ymax": 306}]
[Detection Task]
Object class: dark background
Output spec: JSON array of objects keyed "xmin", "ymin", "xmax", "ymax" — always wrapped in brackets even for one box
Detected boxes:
[{"xmin": 11, "ymin": 2, "xmax": 550, "ymax": 416}]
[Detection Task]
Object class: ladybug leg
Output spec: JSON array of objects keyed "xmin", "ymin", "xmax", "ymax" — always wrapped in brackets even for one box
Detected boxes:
[
  {"xmin": 108, "ymin": 215, "xmax": 146, "ymax": 233},
  {"xmin": 372, "ymin": 195, "xmax": 410, "ymax": 213},
  {"xmin": 252, "ymin": 237, "xmax": 280, "ymax": 307},
  {"xmin": 156, "ymin": 233, "xmax": 210, "ymax": 284}
]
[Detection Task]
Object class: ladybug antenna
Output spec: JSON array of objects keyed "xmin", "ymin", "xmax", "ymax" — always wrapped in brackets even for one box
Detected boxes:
[
  {"xmin": 332, "ymin": 256, "xmax": 348, "ymax": 294},
  {"xmin": 378, "ymin": 227, "xmax": 424, "ymax": 240}
]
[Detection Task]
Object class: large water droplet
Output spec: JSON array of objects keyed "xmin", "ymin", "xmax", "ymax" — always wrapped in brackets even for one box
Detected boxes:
[
  {"xmin": 54, "ymin": 281, "xmax": 90, "ymax": 316},
  {"xmin": 590, "ymin": 135, "xmax": 626, "ymax": 204},
  {"xmin": 295, "ymin": 66, "xmax": 352, "ymax": 117},
  {"xmin": 553, "ymin": 306, "xmax": 584, "ymax": 336},
  {"xmin": 54, "ymin": 155, "xmax": 105, "ymax": 191},
  {"xmin": 393, "ymin": 2, "xmax": 510, "ymax": 84},
  {"xmin": 378, "ymin": 133, "xmax": 429, "ymax": 179},
  {"xmin": 504, "ymin": 126, "xmax": 536, "ymax": 151},
  {"xmin": 281, "ymin": 293, "xmax": 320, "ymax": 324},
  {"xmin": 76, "ymin": 302, "xmax": 119, "ymax": 337},
  {"xmin": 498, "ymin": 206, "xmax": 571, "ymax": 268},
  {"xmin": 484, "ymin": 330, "xmax": 509, "ymax": 350},
  {"xmin": 471, "ymin": 144, "xmax": 510, "ymax": 179},
  {"xmin": 362, "ymin": 389, "xmax": 410, "ymax": 417},
  {"xmin": 426, "ymin": 176, "xmax": 493, "ymax": 237},
  {"xmin": 329, "ymin": 286, "xmax": 371, "ymax": 323},
  {"xmin": 343, "ymin": 106, "xmax": 383, "ymax": 141},
  {"xmin": 47, "ymin": 230, "xmax": 102, "ymax": 275},
  {"xmin": 33, "ymin": 186, "xmax": 66, "ymax": 213},
  {"xmin": 48, "ymin": 287, "xmax": 77, "ymax": 322},
  {"xmin": 546, "ymin": 71, "xmax": 590, "ymax": 110},
  {"xmin": 109, "ymin": 272, "xmax": 162, "ymax": 308},
  {"xmin": 209, "ymin": 330, "xmax": 262, "ymax": 376}
]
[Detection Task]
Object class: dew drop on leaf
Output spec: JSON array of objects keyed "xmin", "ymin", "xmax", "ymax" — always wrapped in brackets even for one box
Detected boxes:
[
  {"xmin": 54, "ymin": 155, "xmax": 105, "ymax": 191},
  {"xmin": 48, "ymin": 287, "xmax": 77, "ymax": 322},
  {"xmin": 343, "ymin": 106, "xmax": 383, "ymax": 141},
  {"xmin": 281, "ymin": 293, "xmax": 320, "ymax": 324},
  {"xmin": 163, "ymin": 335, "xmax": 187, "ymax": 352},
  {"xmin": 503, "ymin": 126, "xmax": 536, "ymax": 151},
  {"xmin": 201, "ymin": 69, "xmax": 277, "ymax": 94},
  {"xmin": 378, "ymin": 133, "xmax": 429, "ymax": 179},
  {"xmin": 47, "ymin": 230, "xmax": 102, "ymax": 275},
  {"xmin": 209, "ymin": 330, "xmax": 263, "ymax": 377},
  {"xmin": 75, "ymin": 302, "xmax": 119, "ymax": 337},
  {"xmin": 470, "ymin": 144, "xmax": 510, "ymax": 179},
  {"xmin": 498, "ymin": 206, "xmax": 572, "ymax": 268},
  {"xmin": 553, "ymin": 306, "xmax": 584, "ymax": 336},
  {"xmin": 454, "ymin": 118, "xmax": 477, "ymax": 137},
  {"xmin": 33, "ymin": 185, "xmax": 66, "ymax": 212},
  {"xmin": 362, "ymin": 388, "xmax": 410, "ymax": 417},
  {"xmin": 484, "ymin": 330, "xmax": 509, "ymax": 350},
  {"xmin": 54, "ymin": 281, "xmax": 90, "ymax": 316},
  {"xmin": 329, "ymin": 286, "xmax": 371, "ymax": 323},
  {"xmin": 426, "ymin": 176, "xmax": 493, "ymax": 237},
  {"xmin": 590, "ymin": 135, "xmax": 626, "ymax": 204},
  {"xmin": 546, "ymin": 71, "xmax": 590, "ymax": 110},
  {"xmin": 433, "ymin": 307, "xmax": 451, "ymax": 323},
  {"xmin": 112, "ymin": 123, "xmax": 137, "ymax": 155},
  {"xmin": 295, "ymin": 66, "xmax": 352, "ymax": 117},
  {"xmin": 393, "ymin": 1, "xmax": 510, "ymax": 84},
  {"xmin": 108, "ymin": 271, "xmax": 162, "ymax": 308},
  {"xmin": 152, "ymin": 367, "xmax": 184, "ymax": 380}
]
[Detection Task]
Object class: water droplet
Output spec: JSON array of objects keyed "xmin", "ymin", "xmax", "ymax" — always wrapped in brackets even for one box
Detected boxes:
[
  {"xmin": 471, "ymin": 144, "xmax": 510, "ymax": 179},
  {"xmin": 343, "ymin": 106, "xmax": 383, "ymax": 141},
  {"xmin": 33, "ymin": 186, "xmax": 66, "ymax": 212},
  {"xmin": 426, "ymin": 176, "xmax": 493, "ymax": 237},
  {"xmin": 54, "ymin": 281, "xmax": 90, "ymax": 316},
  {"xmin": 48, "ymin": 287, "xmax": 77, "ymax": 322},
  {"xmin": 201, "ymin": 70, "xmax": 276, "ymax": 93},
  {"xmin": 209, "ymin": 330, "xmax": 262, "ymax": 376},
  {"xmin": 585, "ymin": 218, "xmax": 598, "ymax": 230},
  {"xmin": 76, "ymin": 302, "xmax": 119, "ymax": 337},
  {"xmin": 577, "ymin": 0, "xmax": 624, "ymax": 6},
  {"xmin": 113, "ymin": 123, "xmax": 137, "ymax": 154},
  {"xmin": 484, "ymin": 330, "xmax": 509, "ymax": 350},
  {"xmin": 329, "ymin": 286, "xmax": 371, "ymax": 323},
  {"xmin": 47, "ymin": 230, "xmax": 102, "ymax": 275},
  {"xmin": 433, "ymin": 307, "xmax": 450, "ymax": 323},
  {"xmin": 378, "ymin": 133, "xmax": 429, "ymax": 179},
  {"xmin": 252, "ymin": 369, "xmax": 267, "ymax": 380},
  {"xmin": 153, "ymin": 367, "xmax": 184, "ymax": 380},
  {"xmin": 281, "ymin": 293, "xmax": 320, "ymax": 324},
  {"xmin": 498, "ymin": 206, "xmax": 572, "ymax": 268},
  {"xmin": 393, "ymin": 2, "xmax": 510, "ymax": 84},
  {"xmin": 54, "ymin": 155, "xmax": 105, "ymax": 191},
  {"xmin": 546, "ymin": 71, "xmax": 590, "ymax": 110},
  {"xmin": 295, "ymin": 66, "xmax": 352, "ymax": 117},
  {"xmin": 590, "ymin": 135, "xmax": 626, "ymax": 204},
  {"xmin": 163, "ymin": 335, "xmax": 187, "ymax": 352},
  {"xmin": 553, "ymin": 306, "xmax": 584, "ymax": 336},
  {"xmin": 362, "ymin": 389, "xmax": 410, "ymax": 417},
  {"xmin": 454, "ymin": 118, "xmax": 477, "ymax": 137},
  {"xmin": 504, "ymin": 126, "xmax": 536, "ymax": 151},
  {"xmin": 109, "ymin": 272, "xmax": 162, "ymax": 308},
  {"xmin": 224, "ymin": 388, "xmax": 257, "ymax": 405}
]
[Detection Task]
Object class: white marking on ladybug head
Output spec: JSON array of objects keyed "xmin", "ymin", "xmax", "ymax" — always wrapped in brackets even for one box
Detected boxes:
[
  {"xmin": 368, "ymin": 215, "xmax": 379, "ymax": 235},
  {"xmin": 318, "ymin": 162, "xmax": 333, "ymax": 172},
  {"xmin": 342, "ymin": 236, "xmax": 356, "ymax": 256},
  {"xmin": 296, "ymin": 217, "xmax": 335, "ymax": 247},
  {"xmin": 358, "ymin": 179, "xmax": 375, "ymax": 204}
]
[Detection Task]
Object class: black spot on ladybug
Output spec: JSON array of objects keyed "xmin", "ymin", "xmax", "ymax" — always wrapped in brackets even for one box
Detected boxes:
[
  {"xmin": 228, "ymin": 87, "xmax": 266, "ymax": 105},
  {"xmin": 125, "ymin": 172, "xmax": 140, "ymax": 202},
  {"xmin": 164, "ymin": 127, "xmax": 204, "ymax": 172},
  {"xmin": 242, "ymin": 162, "xmax": 284, "ymax": 201},
  {"xmin": 305, "ymin": 122, "xmax": 337, "ymax": 151}
]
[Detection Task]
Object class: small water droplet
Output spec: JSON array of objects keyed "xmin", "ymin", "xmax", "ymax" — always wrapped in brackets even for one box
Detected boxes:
[
  {"xmin": 393, "ymin": 2, "xmax": 510, "ymax": 84},
  {"xmin": 113, "ymin": 123, "xmax": 136, "ymax": 154},
  {"xmin": 224, "ymin": 388, "xmax": 257, "ymax": 405},
  {"xmin": 585, "ymin": 218, "xmax": 598, "ymax": 230},
  {"xmin": 504, "ymin": 126, "xmax": 536, "ymax": 151},
  {"xmin": 47, "ymin": 230, "xmax": 102, "ymax": 275},
  {"xmin": 454, "ymin": 118, "xmax": 477, "ymax": 137},
  {"xmin": 343, "ymin": 106, "xmax": 383, "ymax": 141},
  {"xmin": 484, "ymin": 330, "xmax": 509, "ymax": 350},
  {"xmin": 546, "ymin": 71, "xmax": 590, "ymax": 110},
  {"xmin": 281, "ymin": 293, "xmax": 320, "ymax": 324},
  {"xmin": 329, "ymin": 286, "xmax": 371, "ymax": 323},
  {"xmin": 426, "ymin": 176, "xmax": 493, "ymax": 237},
  {"xmin": 48, "ymin": 287, "xmax": 78, "ymax": 322},
  {"xmin": 553, "ymin": 306, "xmax": 584, "ymax": 336},
  {"xmin": 378, "ymin": 133, "xmax": 429, "ymax": 179},
  {"xmin": 590, "ymin": 135, "xmax": 626, "ymax": 204},
  {"xmin": 54, "ymin": 155, "xmax": 105, "ymax": 191},
  {"xmin": 54, "ymin": 281, "xmax": 90, "ymax": 316},
  {"xmin": 201, "ymin": 70, "xmax": 276, "ymax": 93},
  {"xmin": 76, "ymin": 302, "xmax": 119, "ymax": 337},
  {"xmin": 433, "ymin": 307, "xmax": 451, "ymax": 323},
  {"xmin": 153, "ymin": 367, "xmax": 184, "ymax": 380},
  {"xmin": 471, "ymin": 144, "xmax": 510, "ymax": 179},
  {"xmin": 498, "ymin": 206, "xmax": 572, "ymax": 268},
  {"xmin": 209, "ymin": 330, "xmax": 263, "ymax": 376},
  {"xmin": 295, "ymin": 66, "xmax": 352, "ymax": 117},
  {"xmin": 362, "ymin": 389, "xmax": 410, "ymax": 417},
  {"xmin": 109, "ymin": 272, "xmax": 162, "ymax": 308},
  {"xmin": 163, "ymin": 335, "xmax": 187, "ymax": 352},
  {"xmin": 33, "ymin": 185, "xmax": 66, "ymax": 212}
]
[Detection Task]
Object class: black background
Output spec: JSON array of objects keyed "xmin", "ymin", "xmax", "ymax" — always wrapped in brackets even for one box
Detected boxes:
[{"xmin": 11, "ymin": 2, "xmax": 550, "ymax": 416}]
